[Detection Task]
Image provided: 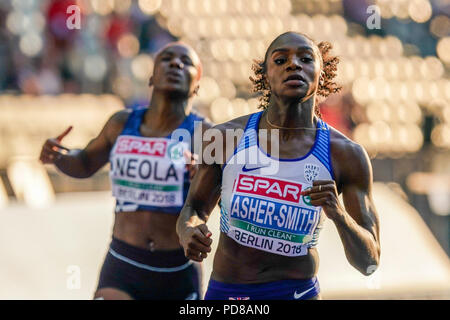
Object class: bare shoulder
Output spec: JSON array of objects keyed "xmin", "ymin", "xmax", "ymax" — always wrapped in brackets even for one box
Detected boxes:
[
  {"xmin": 190, "ymin": 110, "xmax": 214, "ymax": 129},
  {"xmin": 109, "ymin": 109, "xmax": 132, "ymax": 126},
  {"xmin": 329, "ymin": 127, "xmax": 367, "ymax": 158},
  {"xmin": 212, "ymin": 113, "xmax": 252, "ymax": 133},
  {"xmin": 202, "ymin": 113, "xmax": 254, "ymax": 165},
  {"xmin": 103, "ymin": 109, "xmax": 132, "ymax": 145},
  {"xmin": 328, "ymin": 126, "xmax": 372, "ymax": 188},
  {"xmin": 212, "ymin": 113, "xmax": 254, "ymax": 149}
]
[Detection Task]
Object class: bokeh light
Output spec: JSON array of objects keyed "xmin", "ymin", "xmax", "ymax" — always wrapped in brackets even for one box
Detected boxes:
[
  {"xmin": 19, "ymin": 32, "xmax": 43, "ymax": 57},
  {"xmin": 7, "ymin": 11, "xmax": 26, "ymax": 35},
  {"xmin": 117, "ymin": 33, "xmax": 140, "ymax": 58},
  {"xmin": 429, "ymin": 15, "xmax": 450, "ymax": 38},
  {"xmin": 210, "ymin": 97, "xmax": 233, "ymax": 123},
  {"xmin": 366, "ymin": 102, "xmax": 390, "ymax": 123},
  {"xmin": 131, "ymin": 54, "xmax": 154, "ymax": 82},
  {"xmin": 90, "ymin": 0, "xmax": 114, "ymax": 16},
  {"xmin": 138, "ymin": 0, "xmax": 162, "ymax": 15},
  {"xmin": 198, "ymin": 77, "xmax": 220, "ymax": 103},
  {"xmin": 408, "ymin": 0, "xmax": 433, "ymax": 23},
  {"xmin": 113, "ymin": 76, "xmax": 134, "ymax": 99},
  {"xmin": 83, "ymin": 55, "xmax": 108, "ymax": 81},
  {"xmin": 216, "ymin": 79, "xmax": 236, "ymax": 99},
  {"xmin": 436, "ymin": 37, "xmax": 450, "ymax": 64},
  {"xmin": 431, "ymin": 124, "xmax": 450, "ymax": 148},
  {"xmin": 114, "ymin": 0, "xmax": 132, "ymax": 13}
]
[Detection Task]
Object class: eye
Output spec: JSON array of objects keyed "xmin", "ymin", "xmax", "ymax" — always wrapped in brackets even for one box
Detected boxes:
[
  {"xmin": 274, "ymin": 57, "xmax": 286, "ymax": 65},
  {"xmin": 301, "ymin": 57, "xmax": 313, "ymax": 63},
  {"xmin": 182, "ymin": 57, "xmax": 193, "ymax": 66}
]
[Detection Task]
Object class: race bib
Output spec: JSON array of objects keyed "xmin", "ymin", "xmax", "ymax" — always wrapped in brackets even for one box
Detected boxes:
[
  {"xmin": 225, "ymin": 173, "xmax": 320, "ymax": 257},
  {"xmin": 110, "ymin": 136, "xmax": 188, "ymax": 207}
]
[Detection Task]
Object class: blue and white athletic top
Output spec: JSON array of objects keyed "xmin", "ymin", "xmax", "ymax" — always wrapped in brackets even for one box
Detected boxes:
[
  {"xmin": 220, "ymin": 111, "xmax": 334, "ymax": 257},
  {"xmin": 109, "ymin": 107, "xmax": 204, "ymax": 214}
]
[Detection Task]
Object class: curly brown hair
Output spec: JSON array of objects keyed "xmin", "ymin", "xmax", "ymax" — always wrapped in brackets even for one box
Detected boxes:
[{"xmin": 249, "ymin": 32, "xmax": 341, "ymax": 118}]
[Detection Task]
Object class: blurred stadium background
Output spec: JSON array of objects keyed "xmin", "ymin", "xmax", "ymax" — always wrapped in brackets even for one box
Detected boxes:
[{"xmin": 0, "ymin": 0, "xmax": 449, "ymax": 299}]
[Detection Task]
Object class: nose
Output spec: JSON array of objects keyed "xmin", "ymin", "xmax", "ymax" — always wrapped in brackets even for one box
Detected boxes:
[
  {"xmin": 286, "ymin": 56, "xmax": 302, "ymax": 71},
  {"xmin": 169, "ymin": 57, "xmax": 184, "ymax": 69}
]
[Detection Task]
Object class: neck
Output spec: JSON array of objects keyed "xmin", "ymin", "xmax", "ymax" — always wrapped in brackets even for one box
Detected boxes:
[
  {"xmin": 145, "ymin": 90, "xmax": 191, "ymax": 130},
  {"xmin": 265, "ymin": 95, "xmax": 316, "ymax": 129}
]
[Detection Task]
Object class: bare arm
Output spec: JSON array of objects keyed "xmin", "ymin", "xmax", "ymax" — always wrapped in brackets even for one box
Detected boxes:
[
  {"xmin": 336, "ymin": 143, "xmax": 380, "ymax": 275},
  {"xmin": 302, "ymin": 142, "xmax": 381, "ymax": 275},
  {"xmin": 39, "ymin": 110, "xmax": 129, "ymax": 178},
  {"xmin": 176, "ymin": 121, "xmax": 222, "ymax": 262},
  {"xmin": 176, "ymin": 115, "xmax": 259, "ymax": 262},
  {"xmin": 176, "ymin": 162, "xmax": 222, "ymax": 262}
]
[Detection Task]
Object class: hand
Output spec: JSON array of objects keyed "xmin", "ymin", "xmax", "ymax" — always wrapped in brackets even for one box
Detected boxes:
[
  {"xmin": 301, "ymin": 180, "xmax": 345, "ymax": 220},
  {"xmin": 184, "ymin": 150, "xmax": 199, "ymax": 181},
  {"xmin": 178, "ymin": 220, "xmax": 212, "ymax": 262},
  {"xmin": 39, "ymin": 126, "xmax": 72, "ymax": 164}
]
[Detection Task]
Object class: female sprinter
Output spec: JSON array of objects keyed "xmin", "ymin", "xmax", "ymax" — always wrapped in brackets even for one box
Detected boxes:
[
  {"xmin": 40, "ymin": 42, "xmax": 210, "ymax": 300},
  {"xmin": 176, "ymin": 32, "xmax": 381, "ymax": 300}
]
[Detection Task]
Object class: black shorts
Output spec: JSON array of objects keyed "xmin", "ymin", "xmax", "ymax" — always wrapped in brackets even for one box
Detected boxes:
[{"xmin": 96, "ymin": 237, "xmax": 201, "ymax": 300}]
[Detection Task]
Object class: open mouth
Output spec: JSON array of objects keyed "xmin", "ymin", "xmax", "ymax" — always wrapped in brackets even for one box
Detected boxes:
[
  {"xmin": 166, "ymin": 71, "xmax": 183, "ymax": 81},
  {"xmin": 284, "ymin": 74, "xmax": 305, "ymax": 85}
]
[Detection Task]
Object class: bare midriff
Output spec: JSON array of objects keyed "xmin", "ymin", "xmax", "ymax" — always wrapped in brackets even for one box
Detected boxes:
[{"xmin": 113, "ymin": 210, "xmax": 181, "ymax": 250}]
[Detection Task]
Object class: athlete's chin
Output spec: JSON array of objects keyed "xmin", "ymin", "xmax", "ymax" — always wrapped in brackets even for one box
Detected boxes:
[
  {"xmin": 280, "ymin": 85, "xmax": 309, "ymax": 97},
  {"xmin": 161, "ymin": 86, "xmax": 190, "ymax": 97},
  {"xmin": 281, "ymin": 90, "xmax": 309, "ymax": 100}
]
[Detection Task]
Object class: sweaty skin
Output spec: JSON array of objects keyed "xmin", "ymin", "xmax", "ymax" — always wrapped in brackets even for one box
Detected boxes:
[{"xmin": 176, "ymin": 33, "xmax": 380, "ymax": 289}]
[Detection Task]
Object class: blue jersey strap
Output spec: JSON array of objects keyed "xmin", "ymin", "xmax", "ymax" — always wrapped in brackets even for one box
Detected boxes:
[
  {"xmin": 311, "ymin": 120, "xmax": 332, "ymax": 175},
  {"xmin": 235, "ymin": 111, "xmax": 262, "ymax": 153},
  {"xmin": 121, "ymin": 107, "xmax": 204, "ymax": 138},
  {"xmin": 121, "ymin": 107, "xmax": 147, "ymax": 136}
]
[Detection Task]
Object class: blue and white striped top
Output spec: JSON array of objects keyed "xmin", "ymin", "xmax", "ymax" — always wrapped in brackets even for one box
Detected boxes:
[{"xmin": 220, "ymin": 111, "xmax": 334, "ymax": 257}]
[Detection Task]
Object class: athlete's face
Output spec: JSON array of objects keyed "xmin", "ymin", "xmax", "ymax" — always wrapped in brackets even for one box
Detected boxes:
[
  {"xmin": 150, "ymin": 44, "xmax": 201, "ymax": 97},
  {"xmin": 265, "ymin": 33, "xmax": 321, "ymax": 102}
]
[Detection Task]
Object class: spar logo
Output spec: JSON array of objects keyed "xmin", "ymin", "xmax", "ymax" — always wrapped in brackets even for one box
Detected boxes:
[
  {"xmin": 115, "ymin": 136, "xmax": 167, "ymax": 157},
  {"xmin": 234, "ymin": 174, "xmax": 303, "ymax": 204}
]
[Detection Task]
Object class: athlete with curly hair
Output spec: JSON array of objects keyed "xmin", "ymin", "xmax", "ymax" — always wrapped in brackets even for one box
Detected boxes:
[{"xmin": 177, "ymin": 32, "xmax": 381, "ymax": 300}]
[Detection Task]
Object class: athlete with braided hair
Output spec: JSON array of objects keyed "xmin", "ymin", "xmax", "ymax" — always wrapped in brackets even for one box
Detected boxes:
[{"xmin": 177, "ymin": 32, "xmax": 381, "ymax": 300}]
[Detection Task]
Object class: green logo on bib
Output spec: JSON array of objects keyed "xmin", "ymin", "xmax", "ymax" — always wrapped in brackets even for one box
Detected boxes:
[
  {"xmin": 302, "ymin": 186, "xmax": 312, "ymax": 206},
  {"xmin": 168, "ymin": 142, "xmax": 185, "ymax": 161}
]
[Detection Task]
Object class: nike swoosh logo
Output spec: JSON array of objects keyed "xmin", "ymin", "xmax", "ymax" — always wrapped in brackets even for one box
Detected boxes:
[
  {"xmin": 293, "ymin": 286, "xmax": 315, "ymax": 300},
  {"xmin": 242, "ymin": 164, "xmax": 270, "ymax": 172}
]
